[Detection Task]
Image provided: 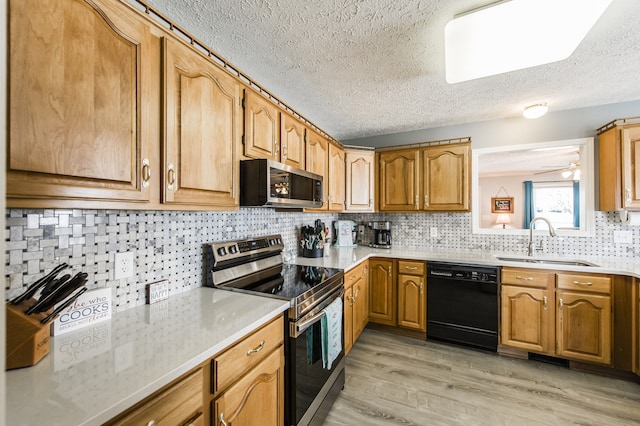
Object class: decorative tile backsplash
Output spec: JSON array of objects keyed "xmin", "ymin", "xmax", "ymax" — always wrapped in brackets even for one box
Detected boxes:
[
  {"xmin": 341, "ymin": 211, "xmax": 639, "ymax": 259},
  {"xmin": 5, "ymin": 209, "xmax": 336, "ymax": 311},
  {"xmin": 5, "ymin": 208, "xmax": 638, "ymax": 312}
]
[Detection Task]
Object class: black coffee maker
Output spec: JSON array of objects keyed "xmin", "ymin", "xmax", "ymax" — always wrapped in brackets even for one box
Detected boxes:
[{"xmin": 369, "ymin": 221, "xmax": 391, "ymax": 248}]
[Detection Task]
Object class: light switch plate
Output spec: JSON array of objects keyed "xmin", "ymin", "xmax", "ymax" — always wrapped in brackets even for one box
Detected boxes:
[{"xmin": 613, "ymin": 230, "xmax": 633, "ymax": 244}]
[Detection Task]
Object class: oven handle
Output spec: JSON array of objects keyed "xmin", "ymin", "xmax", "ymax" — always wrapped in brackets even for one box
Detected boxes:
[{"xmin": 292, "ymin": 288, "xmax": 344, "ymax": 338}]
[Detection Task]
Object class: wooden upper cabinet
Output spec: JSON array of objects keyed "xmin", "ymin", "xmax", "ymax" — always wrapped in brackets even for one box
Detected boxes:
[
  {"xmin": 243, "ymin": 89, "xmax": 280, "ymax": 161},
  {"xmin": 345, "ymin": 149, "xmax": 375, "ymax": 212},
  {"xmin": 421, "ymin": 143, "xmax": 470, "ymax": 211},
  {"xmin": 305, "ymin": 130, "xmax": 329, "ymax": 210},
  {"xmin": 378, "ymin": 150, "xmax": 420, "ymax": 211},
  {"xmin": 328, "ymin": 142, "xmax": 346, "ymax": 211},
  {"xmin": 8, "ymin": 0, "xmax": 157, "ymax": 204},
  {"xmin": 162, "ymin": 37, "xmax": 239, "ymax": 208},
  {"xmin": 598, "ymin": 121, "xmax": 640, "ymax": 210},
  {"xmin": 280, "ymin": 112, "xmax": 306, "ymax": 169}
]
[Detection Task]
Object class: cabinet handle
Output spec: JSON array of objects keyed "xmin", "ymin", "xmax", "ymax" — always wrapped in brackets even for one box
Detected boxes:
[
  {"xmin": 274, "ymin": 142, "xmax": 280, "ymax": 157},
  {"xmin": 349, "ymin": 295, "xmax": 356, "ymax": 305},
  {"xmin": 354, "ymin": 288, "xmax": 360, "ymax": 299},
  {"xmin": 543, "ymin": 296, "xmax": 547, "ymax": 310},
  {"xmin": 350, "ymin": 275, "xmax": 356, "ymax": 281},
  {"xmin": 572, "ymin": 280, "xmax": 593, "ymax": 287},
  {"xmin": 403, "ymin": 266, "xmax": 418, "ymax": 271},
  {"xmin": 558, "ymin": 298, "xmax": 563, "ymax": 312},
  {"xmin": 515, "ymin": 275, "xmax": 533, "ymax": 281},
  {"xmin": 246, "ymin": 340, "xmax": 265, "ymax": 356},
  {"xmin": 419, "ymin": 281, "xmax": 424, "ymax": 295},
  {"xmin": 219, "ymin": 413, "xmax": 228, "ymax": 426},
  {"xmin": 625, "ymin": 188, "xmax": 632, "ymax": 202},
  {"xmin": 415, "ymin": 195, "xmax": 419, "ymax": 209},
  {"xmin": 142, "ymin": 158, "xmax": 151, "ymax": 188},
  {"xmin": 146, "ymin": 421, "xmax": 156, "ymax": 426},
  {"xmin": 167, "ymin": 163, "xmax": 176, "ymax": 190},
  {"xmin": 424, "ymin": 195, "xmax": 428, "ymax": 205},
  {"xmin": 362, "ymin": 266, "xmax": 367, "ymax": 278},
  {"xmin": 388, "ymin": 266, "xmax": 392, "ymax": 277}
]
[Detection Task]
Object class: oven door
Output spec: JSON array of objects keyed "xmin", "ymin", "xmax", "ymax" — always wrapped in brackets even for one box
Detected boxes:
[{"xmin": 288, "ymin": 290, "xmax": 344, "ymax": 425}]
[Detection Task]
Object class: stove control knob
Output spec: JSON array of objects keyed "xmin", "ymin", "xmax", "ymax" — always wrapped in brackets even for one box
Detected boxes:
[
  {"xmin": 270, "ymin": 239, "xmax": 276, "ymax": 245},
  {"xmin": 229, "ymin": 245, "xmax": 238, "ymax": 254},
  {"xmin": 276, "ymin": 238, "xmax": 282, "ymax": 244},
  {"xmin": 217, "ymin": 247, "xmax": 227, "ymax": 257}
]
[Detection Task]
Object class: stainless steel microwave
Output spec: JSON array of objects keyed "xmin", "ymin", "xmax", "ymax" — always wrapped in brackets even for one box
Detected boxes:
[{"xmin": 240, "ymin": 159, "xmax": 323, "ymax": 208}]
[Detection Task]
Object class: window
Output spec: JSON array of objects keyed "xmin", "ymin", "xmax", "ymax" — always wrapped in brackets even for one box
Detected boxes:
[{"xmin": 533, "ymin": 181, "xmax": 578, "ymax": 229}]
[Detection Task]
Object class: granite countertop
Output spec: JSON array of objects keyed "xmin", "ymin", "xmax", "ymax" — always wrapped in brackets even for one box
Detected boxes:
[
  {"xmin": 296, "ymin": 245, "xmax": 640, "ymax": 278},
  {"xmin": 6, "ymin": 288, "xmax": 290, "ymax": 426}
]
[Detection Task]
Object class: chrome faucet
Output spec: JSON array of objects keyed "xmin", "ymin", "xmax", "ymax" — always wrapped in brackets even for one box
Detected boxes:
[{"xmin": 528, "ymin": 217, "xmax": 557, "ymax": 256}]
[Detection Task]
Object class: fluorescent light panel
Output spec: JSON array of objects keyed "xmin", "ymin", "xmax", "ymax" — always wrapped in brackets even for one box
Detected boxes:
[{"xmin": 445, "ymin": 0, "xmax": 613, "ymax": 84}]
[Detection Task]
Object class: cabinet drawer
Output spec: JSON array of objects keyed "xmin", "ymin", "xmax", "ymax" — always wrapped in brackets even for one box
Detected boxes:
[
  {"xmin": 108, "ymin": 368, "xmax": 203, "ymax": 426},
  {"xmin": 501, "ymin": 268, "xmax": 553, "ymax": 288},
  {"xmin": 212, "ymin": 315, "xmax": 284, "ymax": 394},
  {"xmin": 345, "ymin": 261, "xmax": 367, "ymax": 288},
  {"xmin": 398, "ymin": 260, "xmax": 425, "ymax": 275},
  {"xmin": 557, "ymin": 273, "xmax": 611, "ymax": 294}
]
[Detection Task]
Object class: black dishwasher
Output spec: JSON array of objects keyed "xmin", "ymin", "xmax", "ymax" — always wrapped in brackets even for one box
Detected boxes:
[{"xmin": 426, "ymin": 262, "xmax": 499, "ymax": 351}]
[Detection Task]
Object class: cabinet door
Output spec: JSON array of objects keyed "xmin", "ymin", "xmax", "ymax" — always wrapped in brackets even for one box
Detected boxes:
[
  {"xmin": 344, "ymin": 284, "xmax": 354, "ymax": 355},
  {"xmin": 280, "ymin": 112, "xmax": 305, "ymax": 168},
  {"xmin": 305, "ymin": 131, "xmax": 329, "ymax": 210},
  {"xmin": 8, "ymin": 0, "xmax": 155, "ymax": 203},
  {"xmin": 213, "ymin": 346, "xmax": 285, "ymax": 426},
  {"xmin": 345, "ymin": 150, "xmax": 375, "ymax": 212},
  {"xmin": 162, "ymin": 38, "xmax": 239, "ymax": 207},
  {"xmin": 621, "ymin": 126, "xmax": 640, "ymax": 209},
  {"xmin": 501, "ymin": 286, "xmax": 553, "ymax": 354},
  {"xmin": 421, "ymin": 143, "xmax": 470, "ymax": 211},
  {"xmin": 243, "ymin": 89, "xmax": 280, "ymax": 161},
  {"xmin": 354, "ymin": 263, "xmax": 370, "ymax": 340},
  {"xmin": 397, "ymin": 274, "xmax": 426, "ymax": 331},
  {"xmin": 328, "ymin": 142, "xmax": 346, "ymax": 211},
  {"xmin": 369, "ymin": 259, "xmax": 396, "ymax": 326},
  {"xmin": 556, "ymin": 291, "xmax": 611, "ymax": 365},
  {"xmin": 378, "ymin": 150, "xmax": 420, "ymax": 211}
]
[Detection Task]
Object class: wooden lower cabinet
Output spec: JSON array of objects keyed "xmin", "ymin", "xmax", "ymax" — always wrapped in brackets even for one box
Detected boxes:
[
  {"xmin": 369, "ymin": 259, "xmax": 396, "ymax": 326},
  {"xmin": 556, "ymin": 291, "xmax": 611, "ymax": 365},
  {"xmin": 500, "ymin": 268, "xmax": 613, "ymax": 366},
  {"xmin": 344, "ymin": 260, "xmax": 369, "ymax": 355},
  {"xmin": 212, "ymin": 346, "xmax": 285, "ymax": 426},
  {"xmin": 501, "ymin": 285, "xmax": 553, "ymax": 353},
  {"xmin": 106, "ymin": 369, "xmax": 204, "ymax": 426},
  {"xmin": 397, "ymin": 261, "xmax": 426, "ymax": 332}
]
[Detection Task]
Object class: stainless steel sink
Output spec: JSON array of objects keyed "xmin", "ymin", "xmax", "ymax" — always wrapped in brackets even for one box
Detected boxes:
[{"xmin": 494, "ymin": 256, "xmax": 598, "ymax": 267}]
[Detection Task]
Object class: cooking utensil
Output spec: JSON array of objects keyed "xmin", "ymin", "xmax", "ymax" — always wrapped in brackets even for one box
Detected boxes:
[
  {"xmin": 10, "ymin": 263, "xmax": 69, "ymax": 305},
  {"xmin": 26, "ymin": 272, "xmax": 88, "ymax": 315},
  {"xmin": 40, "ymin": 287, "xmax": 88, "ymax": 325}
]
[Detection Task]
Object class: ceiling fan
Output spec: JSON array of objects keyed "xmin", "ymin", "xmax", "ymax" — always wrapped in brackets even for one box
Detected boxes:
[{"xmin": 535, "ymin": 160, "xmax": 581, "ymax": 179}]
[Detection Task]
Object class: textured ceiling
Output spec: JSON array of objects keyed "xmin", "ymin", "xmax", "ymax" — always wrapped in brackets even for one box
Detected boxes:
[{"xmin": 143, "ymin": 0, "xmax": 640, "ymax": 141}]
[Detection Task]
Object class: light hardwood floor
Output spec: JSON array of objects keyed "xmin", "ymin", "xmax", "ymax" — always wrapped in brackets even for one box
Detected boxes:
[{"xmin": 323, "ymin": 329, "xmax": 640, "ymax": 425}]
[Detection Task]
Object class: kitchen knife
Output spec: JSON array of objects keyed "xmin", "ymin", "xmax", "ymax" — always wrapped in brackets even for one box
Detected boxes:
[
  {"xmin": 40, "ymin": 287, "xmax": 88, "ymax": 325},
  {"xmin": 10, "ymin": 263, "xmax": 69, "ymax": 305},
  {"xmin": 40, "ymin": 273, "xmax": 72, "ymax": 299},
  {"xmin": 26, "ymin": 272, "xmax": 88, "ymax": 315}
]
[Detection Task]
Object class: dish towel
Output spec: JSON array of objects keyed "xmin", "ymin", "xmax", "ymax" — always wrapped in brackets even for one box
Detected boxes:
[{"xmin": 320, "ymin": 296, "xmax": 343, "ymax": 370}]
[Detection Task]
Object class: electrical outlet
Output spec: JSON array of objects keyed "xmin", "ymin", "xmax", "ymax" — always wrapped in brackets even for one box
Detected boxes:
[
  {"xmin": 430, "ymin": 227, "xmax": 438, "ymax": 238},
  {"xmin": 614, "ymin": 230, "xmax": 633, "ymax": 244},
  {"xmin": 114, "ymin": 252, "xmax": 134, "ymax": 280}
]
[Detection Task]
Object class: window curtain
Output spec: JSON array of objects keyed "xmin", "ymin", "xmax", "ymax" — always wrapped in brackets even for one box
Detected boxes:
[
  {"xmin": 573, "ymin": 180, "xmax": 580, "ymax": 227},
  {"xmin": 523, "ymin": 180, "xmax": 534, "ymax": 228}
]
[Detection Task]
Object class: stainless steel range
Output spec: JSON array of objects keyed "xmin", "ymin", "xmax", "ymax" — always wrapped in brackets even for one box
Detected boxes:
[{"xmin": 209, "ymin": 235, "xmax": 345, "ymax": 426}]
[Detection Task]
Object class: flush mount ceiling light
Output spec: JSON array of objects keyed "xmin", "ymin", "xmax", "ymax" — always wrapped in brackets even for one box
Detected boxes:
[
  {"xmin": 444, "ymin": 0, "xmax": 613, "ymax": 84},
  {"xmin": 523, "ymin": 103, "xmax": 548, "ymax": 119}
]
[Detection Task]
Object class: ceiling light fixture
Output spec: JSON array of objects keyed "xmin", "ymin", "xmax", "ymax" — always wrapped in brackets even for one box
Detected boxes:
[
  {"xmin": 444, "ymin": 0, "xmax": 613, "ymax": 84},
  {"xmin": 523, "ymin": 103, "xmax": 549, "ymax": 119}
]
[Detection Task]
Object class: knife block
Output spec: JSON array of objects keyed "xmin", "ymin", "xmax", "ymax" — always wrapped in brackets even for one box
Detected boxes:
[{"xmin": 5, "ymin": 299, "xmax": 51, "ymax": 370}]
